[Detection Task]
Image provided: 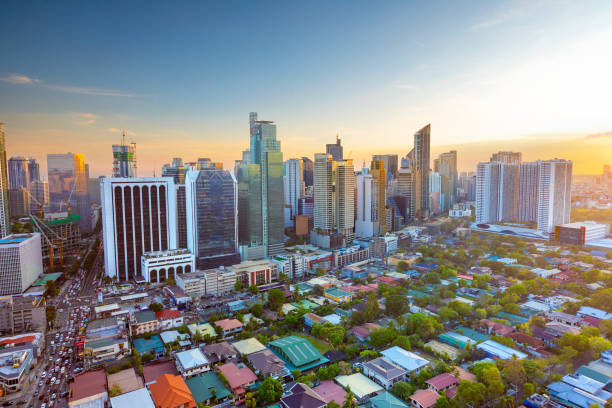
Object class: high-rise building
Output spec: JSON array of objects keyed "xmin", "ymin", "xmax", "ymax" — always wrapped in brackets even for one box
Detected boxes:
[
  {"xmin": 435, "ymin": 151, "xmax": 458, "ymax": 211},
  {"xmin": 161, "ymin": 159, "xmax": 185, "ymax": 184},
  {"xmin": 241, "ymin": 150, "xmax": 250, "ymax": 165},
  {"xmin": 490, "ymin": 151, "xmax": 521, "ymax": 165},
  {"xmin": 373, "ymin": 154, "xmax": 399, "ymax": 179},
  {"xmin": 413, "ymin": 124, "xmax": 431, "ymax": 219},
  {"xmin": 112, "ymin": 134, "xmax": 137, "ymax": 178},
  {"xmin": 537, "ymin": 159, "xmax": 572, "ymax": 233},
  {"xmin": 101, "ymin": 177, "xmax": 177, "ymax": 281},
  {"xmin": 326, "ymin": 135, "xmax": 343, "ymax": 162},
  {"xmin": 355, "ymin": 169, "xmax": 378, "ymax": 238},
  {"xmin": 243, "ymin": 113, "xmax": 284, "ymax": 256},
  {"xmin": 47, "ymin": 152, "xmax": 87, "ymax": 211},
  {"xmin": 370, "ymin": 160, "xmax": 387, "ymax": 234},
  {"xmin": 176, "ymin": 185, "xmax": 187, "ymax": 250},
  {"xmin": 518, "ymin": 162, "xmax": 540, "ymax": 222},
  {"xmin": 0, "ymin": 125, "xmax": 8, "ymax": 237},
  {"xmin": 302, "ymin": 157, "xmax": 314, "ymax": 188},
  {"xmin": 475, "ymin": 162, "xmax": 519, "ymax": 223},
  {"xmin": 8, "ymin": 190, "xmax": 29, "ymax": 218},
  {"xmin": 8, "ymin": 157, "xmax": 29, "ymax": 190},
  {"xmin": 29, "ymin": 181, "xmax": 49, "ymax": 215},
  {"xmin": 27, "ymin": 159, "xmax": 39, "ymax": 184},
  {"xmin": 185, "ymin": 169, "xmax": 240, "ymax": 269},
  {"xmin": 283, "ymin": 159, "xmax": 304, "ymax": 225},
  {"xmin": 396, "ymin": 159, "xmax": 414, "ymax": 222},
  {"xmin": 312, "ymin": 154, "xmax": 355, "ymax": 248},
  {"xmin": 0, "ymin": 233, "xmax": 42, "ymax": 295}
]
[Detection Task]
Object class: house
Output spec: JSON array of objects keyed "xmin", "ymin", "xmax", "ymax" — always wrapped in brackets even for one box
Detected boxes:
[
  {"xmin": 159, "ymin": 330, "xmax": 191, "ymax": 349},
  {"xmin": 106, "ymin": 368, "xmax": 143, "ymax": 396},
  {"xmin": 155, "ymin": 309, "xmax": 184, "ymax": 330},
  {"xmin": 425, "ymin": 373, "xmax": 458, "ymax": 397},
  {"xmin": 175, "ymin": 348, "xmax": 210, "ymax": 378},
  {"xmin": 380, "ymin": 347, "xmax": 430, "ymax": 375},
  {"xmin": 133, "ymin": 335, "xmax": 165, "ymax": 359},
  {"xmin": 110, "ymin": 388, "xmax": 155, "ymax": 408},
  {"xmin": 507, "ymin": 332, "xmax": 546, "ymax": 355},
  {"xmin": 476, "ymin": 340, "xmax": 528, "ymax": 360},
  {"xmin": 545, "ymin": 322, "xmax": 580, "ymax": 337},
  {"xmin": 130, "ymin": 311, "xmax": 160, "ymax": 336},
  {"xmin": 247, "ymin": 348, "xmax": 287, "ymax": 378},
  {"xmin": 268, "ymin": 336, "xmax": 329, "ymax": 372},
  {"xmin": 312, "ymin": 380, "xmax": 346, "ymax": 406},
  {"xmin": 479, "ymin": 319, "xmax": 514, "ymax": 336},
  {"xmin": 546, "ymin": 311, "xmax": 583, "ymax": 328},
  {"xmin": 216, "ymin": 362, "xmax": 257, "ymax": 404},
  {"xmin": 280, "ymin": 383, "xmax": 327, "ymax": 408},
  {"xmin": 185, "ymin": 372, "xmax": 231, "ymax": 406},
  {"xmin": 335, "ymin": 373, "xmax": 384, "ymax": 403},
  {"xmin": 352, "ymin": 322, "xmax": 382, "ymax": 342},
  {"xmin": 232, "ymin": 337, "xmax": 266, "ymax": 356},
  {"xmin": 213, "ymin": 318, "xmax": 243, "ymax": 339},
  {"xmin": 370, "ymin": 391, "xmax": 410, "ymax": 408},
  {"xmin": 200, "ymin": 341, "xmax": 237, "ymax": 366},
  {"xmin": 377, "ymin": 276, "xmax": 399, "ymax": 287},
  {"xmin": 409, "ymin": 389, "xmax": 440, "ymax": 408},
  {"xmin": 362, "ymin": 357, "xmax": 408, "ymax": 389},
  {"xmin": 148, "ymin": 374, "xmax": 196, "ymax": 408},
  {"xmin": 304, "ymin": 312, "xmax": 326, "ymax": 329},
  {"xmin": 69, "ymin": 369, "xmax": 108, "ymax": 408},
  {"xmin": 577, "ymin": 306, "xmax": 612, "ymax": 321},
  {"xmin": 187, "ymin": 323, "xmax": 217, "ymax": 339},
  {"xmin": 142, "ymin": 360, "xmax": 179, "ymax": 385}
]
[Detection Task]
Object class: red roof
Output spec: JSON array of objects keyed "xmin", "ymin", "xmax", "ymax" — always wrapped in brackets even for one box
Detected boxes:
[
  {"xmin": 411, "ymin": 389, "xmax": 440, "ymax": 408},
  {"xmin": 69, "ymin": 370, "xmax": 107, "ymax": 402},
  {"xmin": 582, "ymin": 316, "xmax": 601, "ymax": 327},
  {"xmin": 156, "ymin": 309, "xmax": 181, "ymax": 320},
  {"xmin": 217, "ymin": 362, "xmax": 257, "ymax": 390},
  {"xmin": 214, "ymin": 318, "xmax": 243, "ymax": 331},
  {"xmin": 149, "ymin": 374, "xmax": 196, "ymax": 408},
  {"xmin": 426, "ymin": 373, "xmax": 458, "ymax": 391},
  {"xmin": 457, "ymin": 273, "xmax": 473, "ymax": 280},
  {"xmin": 508, "ymin": 332, "xmax": 544, "ymax": 348},
  {"xmin": 481, "ymin": 319, "xmax": 514, "ymax": 336},
  {"xmin": 142, "ymin": 360, "xmax": 180, "ymax": 384},
  {"xmin": 0, "ymin": 335, "xmax": 35, "ymax": 345},
  {"xmin": 377, "ymin": 276, "xmax": 396, "ymax": 284}
]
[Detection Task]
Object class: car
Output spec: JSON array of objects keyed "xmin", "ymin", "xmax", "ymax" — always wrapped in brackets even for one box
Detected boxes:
[
  {"xmin": 51, "ymin": 394, "xmax": 56, "ymax": 400},
  {"xmin": 40, "ymin": 403, "xmax": 46, "ymax": 408},
  {"xmin": 41, "ymin": 371, "xmax": 46, "ymax": 378},
  {"xmin": 38, "ymin": 381, "xmax": 43, "ymax": 387}
]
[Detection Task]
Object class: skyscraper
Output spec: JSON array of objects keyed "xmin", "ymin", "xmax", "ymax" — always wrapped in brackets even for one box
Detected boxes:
[
  {"xmin": 0, "ymin": 125, "xmax": 9, "ymax": 237},
  {"xmin": 8, "ymin": 157, "xmax": 29, "ymax": 190},
  {"xmin": 370, "ymin": 160, "xmax": 387, "ymax": 235},
  {"xmin": 326, "ymin": 135, "xmax": 343, "ymax": 161},
  {"xmin": 490, "ymin": 151, "xmax": 521, "ymax": 165},
  {"xmin": 29, "ymin": 180, "xmax": 49, "ymax": 215},
  {"xmin": 312, "ymin": 154, "xmax": 355, "ymax": 248},
  {"xmin": 429, "ymin": 171, "xmax": 442, "ymax": 215},
  {"xmin": 112, "ymin": 133, "xmax": 137, "ymax": 178},
  {"xmin": 161, "ymin": 159, "xmax": 185, "ymax": 184},
  {"xmin": 28, "ymin": 159, "xmax": 40, "ymax": 184},
  {"xmin": 537, "ymin": 159, "xmax": 572, "ymax": 233},
  {"xmin": 243, "ymin": 113, "xmax": 284, "ymax": 256},
  {"xmin": 435, "ymin": 150, "xmax": 458, "ymax": 211},
  {"xmin": 518, "ymin": 161, "xmax": 540, "ymax": 222},
  {"xmin": 283, "ymin": 159, "xmax": 304, "ymax": 225},
  {"xmin": 302, "ymin": 157, "xmax": 314, "ymax": 188},
  {"xmin": 185, "ymin": 169, "xmax": 240, "ymax": 269},
  {"xmin": 47, "ymin": 152, "xmax": 87, "ymax": 211},
  {"xmin": 396, "ymin": 158, "xmax": 414, "ymax": 221},
  {"xmin": 373, "ymin": 154, "xmax": 399, "ymax": 179},
  {"xmin": 475, "ymin": 162, "xmax": 519, "ymax": 223},
  {"xmin": 355, "ymin": 169, "xmax": 378, "ymax": 238},
  {"xmin": 413, "ymin": 124, "xmax": 431, "ymax": 219},
  {"xmin": 101, "ymin": 177, "xmax": 177, "ymax": 281}
]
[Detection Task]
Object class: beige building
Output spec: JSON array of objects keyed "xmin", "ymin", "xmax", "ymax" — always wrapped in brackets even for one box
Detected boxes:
[
  {"xmin": 205, "ymin": 267, "xmax": 236, "ymax": 296},
  {"xmin": 176, "ymin": 270, "xmax": 207, "ymax": 297},
  {"xmin": 231, "ymin": 260, "xmax": 277, "ymax": 288},
  {"xmin": 130, "ymin": 311, "xmax": 160, "ymax": 336}
]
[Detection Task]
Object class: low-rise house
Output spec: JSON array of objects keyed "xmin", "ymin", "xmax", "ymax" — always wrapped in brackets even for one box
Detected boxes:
[
  {"xmin": 247, "ymin": 348, "xmax": 287, "ymax": 378},
  {"xmin": 159, "ymin": 330, "xmax": 191, "ymax": 350},
  {"xmin": 304, "ymin": 312, "xmax": 326, "ymax": 329},
  {"xmin": 370, "ymin": 391, "xmax": 410, "ymax": 408},
  {"xmin": 336, "ymin": 373, "xmax": 384, "ymax": 403},
  {"xmin": 213, "ymin": 318, "xmax": 243, "ymax": 339},
  {"xmin": 107, "ymin": 368, "xmax": 144, "ymax": 395},
  {"xmin": 380, "ymin": 346, "xmax": 430, "ymax": 375},
  {"xmin": 155, "ymin": 309, "xmax": 184, "ymax": 330},
  {"xmin": 175, "ymin": 348, "xmax": 210, "ymax": 378},
  {"xmin": 148, "ymin": 373, "xmax": 196, "ymax": 408},
  {"xmin": 312, "ymin": 380, "xmax": 346, "ymax": 406},
  {"xmin": 69, "ymin": 369, "xmax": 108, "ymax": 408},
  {"xmin": 280, "ymin": 383, "xmax": 327, "ymax": 408},
  {"xmin": 216, "ymin": 362, "xmax": 257, "ymax": 404},
  {"xmin": 577, "ymin": 306, "xmax": 612, "ymax": 321},
  {"xmin": 130, "ymin": 311, "xmax": 160, "ymax": 336},
  {"xmin": 546, "ymin": 311, "xmax": 583, "ymax": 327},
  {"xmin": 324, "ymin": 287, "xmax": 352, "ymax": 303},
  {"xmin": 352, "ymin": 322, "xmax": 382, "ymax": 342},
  {"xmin": 84, "ymin": 317, "xmax": 129, "ymax": 366},
  {"xmin": 110, "ymin": 388, "xmax": 155, "ymax": 408},
  {"xmin": 200, "ymin": 341, "xmax": 237, "ymax": 366},
  {"xmin": 507, "ymin": 332, "xmax": 546, "ymax": 356},
  {"xmin": 142, "ymin": 360, "xmax": 179, "ymax": 385},
  {"xmin": 187, "ymin": 322, "xmax": 217, "ymax": 339},
  {"xmin": 185, "ymin": 372, "xmax": 231, "ymax": 406},
  {"xmin": 425, "ymin": 373, "xmax": 458, "ymax": 397},
  {"xmin": 479, "ymin": 319, "xmax": 514, "ymax": 336},
  {"xmin": 232, "ymin": 337, "xmax": 266, "ymax": 356},
  {"xmin": 133, "ymin": 335, "xmax": 165, "ymax": 359},
  {"xmin": 476, "ymin": 340, "xmax": 528, "ymax": 360},
  {"xmin": 545, "ymin": 322, "xmax": 581, "ymax": 337},
  {"xmin": 362, "ymin": 357, "xmax": 407, "ymax": 389},
  {"xmin": 410, "ymin": 389, "xmax": 440, "ymax": 408},
  {"xmin": 268, "ymin": 336, "xmax": 329, "ymax": 372}
]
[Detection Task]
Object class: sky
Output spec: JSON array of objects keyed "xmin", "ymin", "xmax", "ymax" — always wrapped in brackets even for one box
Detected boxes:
[{"xmin": 1, "ymin": 0, "xmax": 612, "ymax": 177}]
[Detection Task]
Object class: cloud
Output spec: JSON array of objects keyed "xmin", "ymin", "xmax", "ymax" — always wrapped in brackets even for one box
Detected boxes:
[
  {"xmin": 0, "ymin": 73, "xmax": 41, "ymax": 84},
  {"xmin": 584, "ymin": 130, "xmax": 612, "ymax": 139},
  {"xmin": 0, "ymin": 72, "xmax": 136, "ymax": 97},
  {"xmin": 468, "ymin": 0, "xmax": 549, "ymax": 31},
  {"xmin": 75, "ymin": 112, "xmax": 97, "ymax": 126}
]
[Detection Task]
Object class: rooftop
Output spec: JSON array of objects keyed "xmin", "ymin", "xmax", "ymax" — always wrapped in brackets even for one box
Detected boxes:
[
  {"xmin": 176, "ymin": 348, "xmax": 210, "ymax": 370},
  {"xmin": 107, "ymin": 368, "xmax": 143, "ymax": 395},
  {"xmin": 268, "ymin": 336, "xmax": 328, "ymax": 369},
  {"xmin": 217, "ymin": 362, "xmax": 257, "ymax": 389},
  {"xmin": 370, "ymin": 391, "xmax": 410, "ymax": 408},
  {"xmin": 148, "ymin": 374, "xmax": 196, "ymax": 408},
  {"xmin": 110, "ymin": 388, "xmax": 155, "ymax": 408},
  {"xmin": 185, "ymin": 372, "xmax": 231, "ymax": 403},
  {"xmin": 425, "ymin": 373, "xmax": 458, "ymax": 390},
  {"xmin": 380, "ymin": 346, "xmax": 430, "ymax": 373},
  {"xmin": 312, "ymin": 380, "xmax": 346, "ymax": 405},
  {"xmin": 335, "ymin": 373, "xmax": 383, "ymax": 400},
  {"xmin": 133, "ymin": 335, "xmax": 164, "ymax": 355},
  {"xmin": 70, "ymin": 369, "xmax": 107, "ymax": 402},
  {"xmin": 134, "ymin": 310, "xmax": 157, "ymax": 324},
  {"xmin": 247, "ymin": 348, "xmax": 286, "ymax": 376},
  {"xmin": 410, "ymin": 389, "xmax": 440, "ymax": 408},
  {"xmin": 214, "ymin": 318, "xmax": 243, "ymax": 331},
  {"xmin": 232, "ymin": 337, "xmax": 266, "ymax": 355},
  {"xmin": 363, "ymin": 357, "xmax": 407, "ymax": 380},
  {"xmin": 142, "ymin": 360, "xmax": 179, "ymax": 384}
]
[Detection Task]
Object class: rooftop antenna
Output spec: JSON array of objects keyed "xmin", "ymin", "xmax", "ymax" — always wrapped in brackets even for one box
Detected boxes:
[{"xmin": 121, "ymin": 129, "xmax": 126, "ymax": 146}]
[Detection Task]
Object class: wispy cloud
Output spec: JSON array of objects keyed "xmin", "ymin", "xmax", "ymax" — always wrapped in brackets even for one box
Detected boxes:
[
  {"xmin": 468, "ymin": 0, "xmax": 550, "ymax": 31},
  {"xmin": 0, "ymin": 73, "xmax": 137, "ymax": 97},
  {"xmin": 75, "ymin": 112, "xmax": 97, "ymax": 126},
  {"xmin": 584, "ymin": 130, "xmax": 612, "ymax": 139}
]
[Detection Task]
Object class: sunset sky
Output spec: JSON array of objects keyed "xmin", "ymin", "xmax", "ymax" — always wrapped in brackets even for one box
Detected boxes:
[{"xmin": 1, "ymin": 1, "xmax": 611, "ymax": 177}]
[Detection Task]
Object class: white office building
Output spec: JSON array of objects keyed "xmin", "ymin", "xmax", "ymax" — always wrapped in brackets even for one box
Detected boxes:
[
  {"xmin": 283, "ymin": 159, "xmax": 304, "ymax": 227},
  {"xmin": 355, "ymin": 169, "xmax": 378, "ymax": 239},
  {"xmin": 537, "ymin": 159, "xmax": 572, "ymax": 233},
  {"xmin": 140, "ymin": 249, "xmax": 195, "ymax": 283},
  {"xmin": 0, "ymin": 233, "xmax": 43, "ymax": 295},
  {"xmin": 101, "ymin": 178, "xmax": 177, "ymax": 282}
]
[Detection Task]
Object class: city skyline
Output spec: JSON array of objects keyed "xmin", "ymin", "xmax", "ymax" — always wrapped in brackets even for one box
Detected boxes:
[{"xmin": 1, "ymin": 1, "xmax": 612, "ymax": 176}]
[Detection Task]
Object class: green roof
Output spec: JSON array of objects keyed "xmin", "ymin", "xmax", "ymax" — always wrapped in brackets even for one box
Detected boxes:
[
  {"xmin": 134, "ymin": 310, "xmax": 157, "ymax": 323},
  {"xmin": 268, "ymin": 336, "xmax": 326, "ymax": 369},
  {"xmin": 33, "ymin": 272, "xmax": 62, "ymax": 286},
  {"xmin": 133, "ymin": 335, "xmax": 164, "ymax": 355},
  {"xmin": 85, "ymin": 337, "xmax": 116, "ymax": 349},
  {"xmin": 292, "ymin": 300, "xmax": 318, "ymax": 310},
  {"xmin": 325, "ymin": 288, "xmax": 351, "ymax": 297},
  {"xmin": 454, "ymin": 326, "xmax": 489, "ymax": 342},
  {"xmin": 576, "ymin": 366, "xmax": 611, "ymax": 384},
  {"xmin": 370, "ymin": 391, "xmax": 410, "ymax": 408},
  {"xmin": 186, "ymin": 372, "xmax": 231, "ymax": 403}
]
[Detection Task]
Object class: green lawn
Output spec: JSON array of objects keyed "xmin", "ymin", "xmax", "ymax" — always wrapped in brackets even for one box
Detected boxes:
[{"xmin": 291, "ymin": 332, "xmax": 331, "ymax": 354}]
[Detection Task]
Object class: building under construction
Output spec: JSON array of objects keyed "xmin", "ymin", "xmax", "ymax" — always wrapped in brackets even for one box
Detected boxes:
[{"xmin": 29, "ymin": 213, "xmax": 81, "ymax": 267}]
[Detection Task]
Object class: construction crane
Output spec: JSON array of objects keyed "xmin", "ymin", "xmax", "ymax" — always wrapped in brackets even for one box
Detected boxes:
[{"xmin": 59, "ymin": 179, "xmax": 77, "ymax": 216}]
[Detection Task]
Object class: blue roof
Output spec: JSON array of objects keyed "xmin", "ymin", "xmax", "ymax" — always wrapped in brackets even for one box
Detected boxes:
[
  {"xmin": 547, "ymin": 381, "xmax": 607, "ymax": 408},
  {"xmin": 380, "ymin": 346, "xmax": 429, "ymax": 373},
  {"xmin": 133, "ymin": 335, "xmax": 165, "ymax": 355},
  {"xmin": 414, "ymin": 262, "xmax": 438, "ymax": 270},
  {"xmin": 0, "ymin": 238, "xmax": 28, "ymax": 244},
  {"xmin": 476, "ymin": 340, "xmax": 527, "ymax": 360}
]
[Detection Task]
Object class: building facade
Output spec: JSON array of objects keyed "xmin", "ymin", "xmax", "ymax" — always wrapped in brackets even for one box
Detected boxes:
[
  {"xmin": 112, "ymin": 138, "xmax": 137, "ymax": 178},
  {"xmin": 0, "ymin": 233, "xmax": 42, "ymax": 295},
  {"xmin": 435, "ymin": 150, "xmax": 457, "ymax": 212},
  {"xmin": 371, "ymin": 160, "xmax": 387, "ymax": 235},
  {"xmin": 355, "ymin": 169, "xmax": 378, "ymax": 239},
  {"xmin": 101, "ymin": 178, "xmax": 177, "ymax": 281},
  {"xmin": 8, "ymin": 157, "xmax": 29, "ymax": 190},
  {"xmin": 518, "ymin": 161, "xmax": 540, "ymax": 222},
  {"xmin": 475, "ymin": 162, "xmax": 519, "ymax": 223},
  {"xmin": 537, "ymin": 159, "xmax": 572, "ymax": 233},
  {"xmin": 413, "ymin": 124, "xmax": 431, "ymax": 219},
  {"xmin": 325, "ymin": 135, "xmax": 343, "ymax": 161},
  {"xmin": 141, "ymin": 249, "xmax": 195, "ymax": 283},
  {"xmin": 283, "ymin": 159, "xmax": 304, "ymax": 226},
  {"xmin": 0, "ymin": 125, "xmax": 9, "ymax": 237}
]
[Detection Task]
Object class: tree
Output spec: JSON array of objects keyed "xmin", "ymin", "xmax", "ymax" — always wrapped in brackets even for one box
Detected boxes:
[
  {"xmin": 474, "ymin": 308, "xmax": 487, "ymax": 320},
  {"xmin": 436, "ymin": 395, "xmax": 454, "ymax": 408},
  {"xmin": 392, "ymin": 335, "xmax": 411, "ymax": 351},
  {"xmin": 386, "ymin": 294, "xmax": 408, "ymax": 317},
  {"xmin": 45, "ymin": 280, "xmax": 60, "ymax": 297},
  {"xmin": 359, "ymin": 350, "xmax": 379, "ymax": 360},
  {"xmin": 482, "ymin": 366, "xmax": 505, "ymax": 400},
  {"xmin": 148, "ymin": 302, "xmax": 163, "ymax": 312},
  {"xmin": 244, "ymin": 392, "xmax": 257, "ymax": 408},
  {"xmin": 317, "ymin": 363, "xmax": 341, "ymax": 380},
  {"xmin": 391, "ymin": 382, "xmax": 417, "ymax": 402},
  {"xmin": 248, "ymin": 284, "xmax": 259, "ymax": 294},
  {"xmin": 258, "ymin": 377, "xmax": 283, "ymax": 403},
  {"xmin": 46, "ymin": 305, "xmax": 57, "ymax": 327},
  {"xmin": 397, "ymin": 261, "xmax": 409, "ymax": 272},
  {"xmin": 268, "ymin": 288, "xmax": 285, "ymax": 310},
  {"xmin": 501, "ymin": 357, "xmax": 527, "ymax": 391},
  {"xmin": 313, "ymin": 284, "xmax": 324, "ymax": 296},
  {"xmin": 369, "ymin": 327, "xmax": 398, "ymax": 348},
  {"xmin": 600, "ymin": 319, "xmax": 612, "ymax": 338},
  {"xmin": 364, "ymin": 292, "xmax": 380, "ymax": 321},
  {"xmin": 234, "ymin": 280, "xmax": 243, "ymax": 291},
  {"xmin": 524, "ymin": 383, "xmax": 536, "ymax": 398},
  {"xmin": 327, "ymin": 402, "xmax": 341, "ymax": 408},
  {"xmin": 342, "ymin": 390, "xmax": 357, "ymax": 408},
  {"xmin": 456, "ymin": 381, "xmax": 486, "ymax": 408},
  {"xmin": 250, "ymin": 303, "xmax": 263, "ymax": 318},
  {"xmin": 438, "ymin": 307, "xmax": 459, "ymax": 322},
  {"xmin": 109, "ymin": 383, "xmax": 122, "ymax": 397}
]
